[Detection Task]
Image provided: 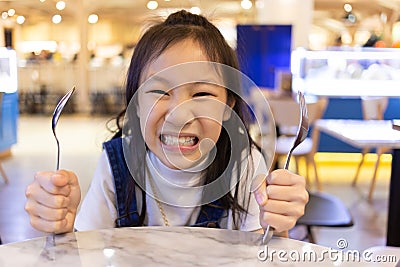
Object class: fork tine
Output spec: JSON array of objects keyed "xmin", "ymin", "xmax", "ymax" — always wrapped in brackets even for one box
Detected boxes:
[
  {"xmin": 283, "ymin": 91, "xmax": 309, "ymax": 170},
  {"xmin": 299, "ymin": 93, "xmax": 308, "ymax": 125}
]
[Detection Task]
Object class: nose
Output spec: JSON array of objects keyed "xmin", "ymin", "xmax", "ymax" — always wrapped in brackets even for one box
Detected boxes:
[{"xmin": 164, "ymin": 98, "xmax": 195, "ymax": 128}]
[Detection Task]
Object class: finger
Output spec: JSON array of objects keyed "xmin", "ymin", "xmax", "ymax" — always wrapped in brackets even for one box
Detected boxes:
[
  {"xmin": 35, "ymin": 189, "xmax": 70, "ymax": 209},
  {"xmin": 25, "ymin": 199, "xmax": 68, "ymax": 221},
  {"xmin": 251, "ymin": 174, "xmax": 268, "ymax": 206},
  {"xmin": 29, "ymin": 214, "xmax": 67, "ymax": 234},
  {"xmin": 257, "ymin": 199, "xmax": 305, "ymax": 218},
  {"xmin": 55, "ymin": 170, "xmax": 80, "ymax": 187},
  {"xmin": 267, "ymin": 169, "xmax": 306, "ymax": 187},
  {"xmin": 26, "ymin": 181, "xmax": 70, "ymax": 208},
  {"xmin": 266, "ymin": 184, "xmax": 309, "ymax": 203},
  {"xmin": 259, "ymin": 211, "xmax": 297, "ymax": 233},
  {"xmin": 34, "ymin": 172, "xmax": 72, "ymax": 196}
]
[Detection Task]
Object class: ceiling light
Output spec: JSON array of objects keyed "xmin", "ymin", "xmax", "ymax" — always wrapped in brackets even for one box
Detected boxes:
[
  {"xmin": 16, "ymin": 16, "xmax": 25, "ymax": 25},
  {"xmin": 56, "ymin": 1, "xmax": 66, "ymax": 11},
  {"xmin": 52, "ymin": 14, "xmax": 62, "ymax": 24},
  {"xmin": 255, "ymin": 0, "xmax": 264, "ymax": 9},
  {"xmin": 40, "ymin": 0, "xmax": 46, "ymax": 2},
  {"xmin": 190, "ymin": 7, "xmax": 201, "ymax": 15},
  {"xmin": 1, "ymin": 12, "xmax": 8, "ymax": 20},
  {"xmin": 344, "ymin": 4, "xmax": 352, "ymax": 13},
  {"xmin": 7, "ymin": 9, "xmax": 15, "ymax": 17},
  {"xmin": 88, "ymin": 14, "xmax": 99, "ymax": 24},
  {"xmin": 147, "ymin": 1, "xmax": 158, "ymax": 10},
  {"xmin": 241, "ymin": 0, "xmax": 252, "ymax": 10}
]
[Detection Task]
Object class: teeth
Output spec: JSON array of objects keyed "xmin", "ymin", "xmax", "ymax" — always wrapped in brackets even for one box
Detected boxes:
[{"xmin": 161, "ymin": 135, "xmax": 197, "ymax": 146}]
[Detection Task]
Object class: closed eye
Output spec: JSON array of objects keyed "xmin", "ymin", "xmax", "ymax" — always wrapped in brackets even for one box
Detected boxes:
[
  {"xmin": 149, "ymin": 89, "xmax": 169, "ymax": 96},
  {"xmin": 193, "ymin": 92, "xmax": 215, "ymax": 97}
]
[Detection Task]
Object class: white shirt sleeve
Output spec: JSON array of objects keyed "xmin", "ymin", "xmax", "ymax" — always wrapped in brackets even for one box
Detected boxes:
[
  {"xmin": 74, "ymin": 150, "xmax": 118, "ymax": 231},
  {"xmin": 238, "ymin": 147, "xmax": 267, "ymax": 232}
]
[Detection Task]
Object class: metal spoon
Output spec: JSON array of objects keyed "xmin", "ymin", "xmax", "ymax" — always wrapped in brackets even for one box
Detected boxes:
[
  {"xmin": 47, "ymin": 86, "xmax": 75, "ymax": 246},
  {"xmin": 52, "ymin": 87, "xmax": 75, "ymax": 170},
  {"xmin": 41, "ymin": 86, "xmax": 75, "ymax": 261}
]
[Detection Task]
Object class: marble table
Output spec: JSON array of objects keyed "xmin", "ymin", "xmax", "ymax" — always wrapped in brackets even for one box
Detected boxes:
[{"xmin": 0, "ymin": 227, "xmax": 397, "ymax": 266}]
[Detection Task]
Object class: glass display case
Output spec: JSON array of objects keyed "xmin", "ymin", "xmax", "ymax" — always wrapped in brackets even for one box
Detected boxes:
[
  {"xmin": 0, "ymin": 48, "xmax": 17, "ymax": 94},
  {"xmin": 0, "ymin": 48, "xmax": 18, "ymax": 152},
  {"xmin": 291, "ymin": 47, "xmax": 400, "ymax": 97}
]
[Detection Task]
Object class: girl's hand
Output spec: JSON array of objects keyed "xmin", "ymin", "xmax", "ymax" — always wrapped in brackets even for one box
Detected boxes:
[
  {"xmin": 252, "ymin": 169, "xmax": 309, "ymax": 234},
  {"xmin": 25, "ymin": 170, "xmax": 81, "ymax": 234}
]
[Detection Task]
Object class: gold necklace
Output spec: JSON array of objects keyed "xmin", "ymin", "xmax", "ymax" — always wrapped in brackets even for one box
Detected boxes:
[{"xmin": 147, "ymin": 165, "xmax": 170, "ymax": 227}]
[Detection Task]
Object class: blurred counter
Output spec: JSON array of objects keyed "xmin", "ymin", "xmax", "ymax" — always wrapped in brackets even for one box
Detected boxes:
[{"xmin": 291, "ymin": 47, "xmax": 400, "ymax": 97}]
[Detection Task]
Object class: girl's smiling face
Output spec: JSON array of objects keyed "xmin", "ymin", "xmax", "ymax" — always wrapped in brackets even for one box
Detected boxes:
[{"xmin": 137, "ymin": 39, "xmax": 233, "ymax": 170}]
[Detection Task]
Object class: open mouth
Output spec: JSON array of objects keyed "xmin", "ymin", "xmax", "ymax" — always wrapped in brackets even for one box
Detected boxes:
[{"xmin": 160, "ymin": 134, "xmax": 199, "ymax": 147}]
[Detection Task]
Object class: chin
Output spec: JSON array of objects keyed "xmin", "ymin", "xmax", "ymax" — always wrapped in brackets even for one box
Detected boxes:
[{"xmin": 161, "ymin": 154, "xmax": 202, "ymax": 170}]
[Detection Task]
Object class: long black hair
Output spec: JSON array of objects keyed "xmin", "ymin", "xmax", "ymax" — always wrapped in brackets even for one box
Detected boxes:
[{"xmin": 113, "ymin": 10, "xmax": 259, "ymax": 228}]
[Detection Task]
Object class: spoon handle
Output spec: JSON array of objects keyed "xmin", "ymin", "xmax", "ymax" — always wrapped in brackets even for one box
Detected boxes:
[{"xmin": 50, "ymin": 87, "xmax": 76, "ymax": 248}]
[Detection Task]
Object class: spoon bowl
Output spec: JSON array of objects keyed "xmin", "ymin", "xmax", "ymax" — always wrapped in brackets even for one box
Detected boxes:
[{"xmin": 52, "ymin": 87, "xmax": 75, "ymax": 170}]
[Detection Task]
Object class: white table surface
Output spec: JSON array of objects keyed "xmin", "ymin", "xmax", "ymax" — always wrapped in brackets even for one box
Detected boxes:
[
  {"xmin": 315, "ymin": 119, "xmax": 400, "ymax": 148},
  {"xmin": 0, "ymin": 226, "xmax": 397, "ymax": 266}
]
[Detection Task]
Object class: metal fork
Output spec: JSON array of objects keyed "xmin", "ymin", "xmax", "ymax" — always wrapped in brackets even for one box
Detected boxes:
[
  {"xmin": 262, "ymin": 91, "xmax": 309, "ymax": 245},
  {"xmin": 284, "ymin": 91, "xmax": 309, "ymax": 169}
]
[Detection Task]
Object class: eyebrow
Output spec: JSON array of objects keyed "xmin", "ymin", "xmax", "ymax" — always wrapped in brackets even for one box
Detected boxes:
[
  {"xmin": 141, "ymin": 75, "xmax": 173, "ymax": 92},
  {"xmin": 143, "ymin": 74, "xmax": 223, "ymax": 90},
  {"xmin": 146, "ymin": 75, "xmax": 171, "ymax": 85}
]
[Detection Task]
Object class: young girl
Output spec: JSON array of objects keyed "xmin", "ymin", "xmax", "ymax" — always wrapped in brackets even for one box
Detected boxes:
[{"xmin": 25, "ymin": 10, "xmax": 308, "ymax": 237}]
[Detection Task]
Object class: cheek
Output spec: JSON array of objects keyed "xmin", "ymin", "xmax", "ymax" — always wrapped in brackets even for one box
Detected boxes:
[
  {"xmin": 203, "ymin": 119, "xmax": 223, "ymax": 140},
  {"xmin": 196, "ymin": 119, "xmax": 223, "ymax": 155},
  {"xmin": 138, "ymin": 104, "xmax": 157, "ymax": 142},
  {"xmin": 192, "ymin": 101, "xmax": 227, "ymax": 123}
]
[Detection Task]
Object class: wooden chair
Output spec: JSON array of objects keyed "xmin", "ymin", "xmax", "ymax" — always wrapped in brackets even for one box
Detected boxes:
[
  {"xmin": 268, "ymin": 96, "xmax": 328, "ymax": 190},
  {"xmin": 0, "ymin": 163, "xmax": 8, "ymax": 184},
  {"xmin": 352, "ymin": 97, "xmax": 390, "ymax": 201}
]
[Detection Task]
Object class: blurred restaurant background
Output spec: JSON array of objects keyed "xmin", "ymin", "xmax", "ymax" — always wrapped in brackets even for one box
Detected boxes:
[
  {"xmin": 0, "ymin": 0, "xmax": 399, "ymax": 157},
  {"xmin": 1, "ymin": 0, "xmax": 400, "ymax": 250},
  {"xmin": 1, "ymin": 0, "xmax": 400, "ymax": 146},
  {"xmin": 2, "ymin": 0, "xmax": 400, "ymax": 115}
]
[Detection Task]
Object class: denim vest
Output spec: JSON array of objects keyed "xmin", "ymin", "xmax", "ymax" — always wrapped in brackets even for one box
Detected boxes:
[{"xmin": 103, "ymin": 138, "xmax": 226, "ymax": 228}]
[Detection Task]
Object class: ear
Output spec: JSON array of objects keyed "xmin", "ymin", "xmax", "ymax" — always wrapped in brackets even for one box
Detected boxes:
[{"xmin": 223, "ymin": 98, "xmax": 236, "ymax": 121}]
